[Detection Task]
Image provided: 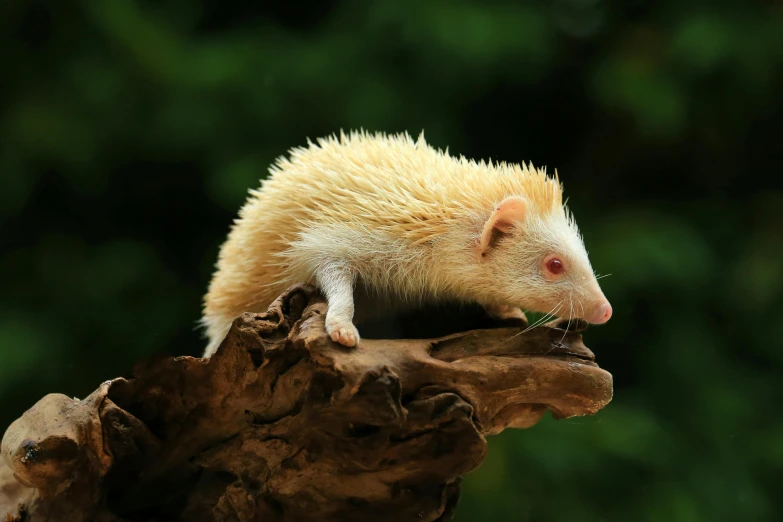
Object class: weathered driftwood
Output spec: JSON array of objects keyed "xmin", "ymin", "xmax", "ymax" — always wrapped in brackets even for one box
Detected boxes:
[{"xmin": 1, "ymin": 284, "xmax": 612, "ymax": 522}]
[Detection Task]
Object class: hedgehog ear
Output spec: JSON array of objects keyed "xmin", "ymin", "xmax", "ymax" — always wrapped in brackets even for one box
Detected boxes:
[{"xmin": 479, "ymin": 196, "xmax": 527, "ymax": 256}]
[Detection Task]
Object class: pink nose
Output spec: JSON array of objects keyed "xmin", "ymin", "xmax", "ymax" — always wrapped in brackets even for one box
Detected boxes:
[{"xmin": 590, "ymin": 301, "xmax": 612, "ymax": 324}]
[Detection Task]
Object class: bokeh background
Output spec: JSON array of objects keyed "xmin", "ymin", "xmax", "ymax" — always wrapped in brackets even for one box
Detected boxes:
[{"xmin": 2, "ymin": 0, "xmax": 782, "ymax": 520}]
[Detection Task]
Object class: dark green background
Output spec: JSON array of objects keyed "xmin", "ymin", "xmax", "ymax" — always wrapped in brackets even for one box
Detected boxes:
[{"xmin": 2, "ymin": 1, "xmax": 782, "ymax": 520}]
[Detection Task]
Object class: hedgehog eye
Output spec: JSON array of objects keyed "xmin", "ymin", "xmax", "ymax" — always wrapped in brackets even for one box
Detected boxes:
[{"xmin": 544, "ymin": 257, "xmax": 565, "ymax": 277}]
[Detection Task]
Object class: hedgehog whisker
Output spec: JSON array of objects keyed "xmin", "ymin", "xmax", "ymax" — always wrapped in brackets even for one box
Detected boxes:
[
  {"xmin": 563, "ymin": 296, "xmax": 575, "ymax": 343},
  {"xmin": 521, "ymin": 301, "xmax": 563, "ymax": 333},
  {"xmin": 554, "ymin": 294, "xmax": 574, "ymax": 347},
  {"xmin": 504, "ymin": 301, "xmax": 563, "ymax": 343}
]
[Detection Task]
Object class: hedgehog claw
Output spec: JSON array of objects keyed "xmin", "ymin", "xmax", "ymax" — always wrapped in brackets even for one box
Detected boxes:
[
  {"xmin": 326, "ymin": 319, "xmax": 360, "ymax": 347},
  {"xmin": 484, "ymin": 304, "xmax": 528, "ymax": 325}
]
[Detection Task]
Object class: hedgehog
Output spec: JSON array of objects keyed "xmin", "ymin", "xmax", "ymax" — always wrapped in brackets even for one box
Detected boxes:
[{"xmin": 201, "ymin": 131, "xmax": 612, "ymax": 356}]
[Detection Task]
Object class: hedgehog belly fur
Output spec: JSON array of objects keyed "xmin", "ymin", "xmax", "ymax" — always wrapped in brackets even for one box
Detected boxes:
[{"xmin": 202, "ymin": 218, "xmax": 472, "ymax": 355}]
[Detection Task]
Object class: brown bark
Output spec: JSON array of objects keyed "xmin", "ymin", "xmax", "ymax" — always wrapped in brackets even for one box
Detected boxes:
[{"xmin": 1, "ymin": 284, "xmax": 612, "ymax": 522}]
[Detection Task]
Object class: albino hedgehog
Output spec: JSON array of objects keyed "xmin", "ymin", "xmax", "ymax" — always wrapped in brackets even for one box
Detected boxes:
[{"xmin": 201, "ymin": 131, "xmax": 611, "ymax": 356}]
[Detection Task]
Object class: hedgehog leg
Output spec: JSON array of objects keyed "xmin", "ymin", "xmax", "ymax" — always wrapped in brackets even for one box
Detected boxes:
[
  {"xmin": 484, "ymin": 304, "xmax": 528, "ymax": 325},
  {"xmin": 316, "ymin": 262, "xmax": 361, "ymax": 348}
]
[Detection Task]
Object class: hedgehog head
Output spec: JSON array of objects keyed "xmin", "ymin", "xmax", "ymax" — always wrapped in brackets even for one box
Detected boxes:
[{"xmin": 476, "ymin": 195, "xmax": 612, "ymax": 325}]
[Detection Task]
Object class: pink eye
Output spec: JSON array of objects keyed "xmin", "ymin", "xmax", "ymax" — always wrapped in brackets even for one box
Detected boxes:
[{"xmin": 546, "ymin": 258, "xmax": 565, "ymax": 275}]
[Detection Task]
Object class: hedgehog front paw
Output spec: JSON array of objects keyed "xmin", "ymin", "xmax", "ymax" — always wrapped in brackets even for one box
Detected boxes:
[
  {"xmin": 325, "ymin": 317, "xmax": 360, "ymax": 347},
  {"xmin": 484, "ymin": 304, "xmax": 528, "ymax": 324}
]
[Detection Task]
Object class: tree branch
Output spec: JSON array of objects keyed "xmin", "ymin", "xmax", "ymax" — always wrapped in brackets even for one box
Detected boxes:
[{"xmin": 1, "ymin": 284, "xmax": 612, "ymax": 522}]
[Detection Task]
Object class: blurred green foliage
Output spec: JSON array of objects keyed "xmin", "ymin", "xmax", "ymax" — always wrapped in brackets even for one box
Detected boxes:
[{"xmin": 1, "ymin": 0, "xmax": 782, "ymax": 520}]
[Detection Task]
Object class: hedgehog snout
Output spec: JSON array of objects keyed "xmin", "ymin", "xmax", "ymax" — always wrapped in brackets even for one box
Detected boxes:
[{"xmin": 585, "ymin": 299, "xmax": 612, "ymax": 324}]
